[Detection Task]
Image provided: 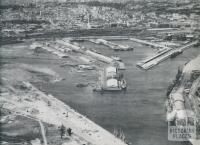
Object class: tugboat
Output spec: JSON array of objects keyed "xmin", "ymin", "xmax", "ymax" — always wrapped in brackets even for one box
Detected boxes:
[{"xmin": 93, "ymin": 65, "xmax": 127, "ymax": 92}]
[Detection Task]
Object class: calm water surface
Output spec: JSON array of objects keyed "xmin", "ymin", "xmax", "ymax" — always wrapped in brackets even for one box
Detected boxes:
[{"xmin": 13, "ymin": 40, "xmax": 199, "ymax": 145}]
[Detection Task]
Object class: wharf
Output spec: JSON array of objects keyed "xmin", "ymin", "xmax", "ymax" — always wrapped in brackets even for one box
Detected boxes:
[
  {"xmin": 31, "ymin": 42, "xmax": 68, "ymax": 58},
  {"xmin": 56, "ymin": 39, "xmax": 126, "ymax": 69},
  {"xmin": 137, "ymin": 41, "xmax": 198, "ymax": 70},
  {"xmin": 88, "ymin": 39, "xmax": 133, "ymax": 51},
  {"xmin": 129, "ymin": 37, "xmax": 171, "ymax": 50}
]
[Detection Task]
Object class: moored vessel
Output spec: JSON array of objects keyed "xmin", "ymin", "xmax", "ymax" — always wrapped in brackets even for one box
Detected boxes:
[{"xmin": 93, "ymin": 65, "xmax": 127, "ymax": 92}]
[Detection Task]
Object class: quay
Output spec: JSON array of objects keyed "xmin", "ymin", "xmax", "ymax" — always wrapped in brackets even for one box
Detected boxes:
[
  {"xmin": 31, "ymin": 42, "xmax": 68, "ymax": 58},
  {"xmin": 137, "ymin": 41, "xmax": 199, "ymax": 70},
  {"xmin": 129, "ymin": 37, "xmax": 172, "ymax": 50},
  {"xmin": 69, "ymin": 36, "xmax": 130, "ymax": 41},
  {"xmin": 56, "ymin": 39, "xmax": 126, "ymax": 69},
  {"xmin": 88, "ymin": 39, "xmax": 133, "ymax": 51}
]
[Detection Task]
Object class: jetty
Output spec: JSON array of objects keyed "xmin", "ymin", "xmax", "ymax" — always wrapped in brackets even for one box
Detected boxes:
[
  {"xmin": 56, "ymin": 39, "xmax": 126, "ymax": 69},
  {"xmin": 88, "ymin": 39, "xmax": 133, "ymax": 51},
  {"xmin": 129, "ymin": 37, "xmax": 171, "ymax": 50},
  {"xmin": 137, "ymin": 41, "xmax": 198, "ymax": 70},
  {"xmin": 31, "ymin": 42, "xmax": 68, "ymax": 58}
]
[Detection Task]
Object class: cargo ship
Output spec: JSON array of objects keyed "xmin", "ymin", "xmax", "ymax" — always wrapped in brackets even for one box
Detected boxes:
[{"xmin": 93, "ymin": 66, "xmax": 127, "ymax": 92}]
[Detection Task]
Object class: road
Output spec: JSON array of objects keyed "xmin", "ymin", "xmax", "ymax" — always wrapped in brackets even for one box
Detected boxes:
[{"xmin": 39, "ymin": 120, "xmax": 47, "ymax": 145}]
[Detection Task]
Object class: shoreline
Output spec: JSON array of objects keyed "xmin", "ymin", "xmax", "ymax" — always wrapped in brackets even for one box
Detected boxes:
[
  {"xmin": 166, "ymin": 55, "xmax": 200, "ymax": 145},
  {"xmin": 0, "ymin": 27, "xmax": 145, "ymax": 46},
  {"xmin": 1, "ymin": 81, "xmax": 127, "ymax": 145},
  {"xmin": 1, "ymin": 36, "xmax": 199, "ymax": 145}
]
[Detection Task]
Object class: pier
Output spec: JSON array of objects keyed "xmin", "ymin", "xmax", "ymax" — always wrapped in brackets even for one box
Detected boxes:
[
  {"xmin": 137, "ymin": 41, "xmax": 198, "ymax": 70},
  {"xmin": 129, "ymin": 37, "xmax": 171, "ymax": 50},
  {"xmin": 56, "ymin": 39, "xmax": 126, "ymax": 69},
  {"xmin": 56, "ymin": 39, "xmax": 83, "ymax": 52},
  {"xmin": 70, "ymin": 36, "xmax": 130, "ymax": 41},
  {"xmin": 31, "ymin": 42, "xmax": 68, "ymax": 58},
  {"xmin": 88, "ymin": 39, "xmax": 133, "ymax": 51}
]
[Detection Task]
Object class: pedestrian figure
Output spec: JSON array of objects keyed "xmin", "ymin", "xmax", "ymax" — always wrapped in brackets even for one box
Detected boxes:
[
  {"xmin": 67, "ymin": 128, "xmax": 72, "ymax": 136},
  {"xmin": 60, "ymin": 124, "xmax": 66, "ymax": 139}
]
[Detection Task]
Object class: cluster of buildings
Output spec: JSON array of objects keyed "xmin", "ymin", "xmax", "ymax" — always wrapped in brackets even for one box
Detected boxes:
[{"xmin": 1, "ymin": 0, "xmax": 200, "ymax": 39}]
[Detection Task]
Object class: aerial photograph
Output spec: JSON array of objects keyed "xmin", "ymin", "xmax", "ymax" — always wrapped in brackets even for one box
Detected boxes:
[{"xmin": 0, "ymin": 0, "xmax": 200, "ymax": 145}]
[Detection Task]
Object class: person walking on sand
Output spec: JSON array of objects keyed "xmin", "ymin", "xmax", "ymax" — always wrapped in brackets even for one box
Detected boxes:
[{"xmin": 60, "ymin": 124, "xmax": 66, "ymax": 139}]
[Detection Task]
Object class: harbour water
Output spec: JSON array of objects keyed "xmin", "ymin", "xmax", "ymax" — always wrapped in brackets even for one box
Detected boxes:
[{"xmin": 13, "ymin": 40, "xmax": 199, "ymax": 145}]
